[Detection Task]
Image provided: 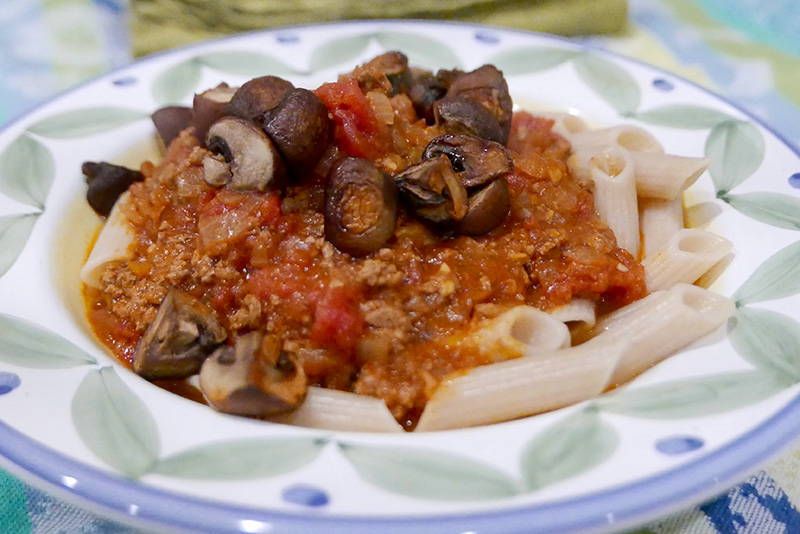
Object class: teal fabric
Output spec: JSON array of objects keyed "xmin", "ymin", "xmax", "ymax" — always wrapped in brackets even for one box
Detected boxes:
[{"xmin": 0, "ymin": 469, "xmax": 32, "ymax": 534}]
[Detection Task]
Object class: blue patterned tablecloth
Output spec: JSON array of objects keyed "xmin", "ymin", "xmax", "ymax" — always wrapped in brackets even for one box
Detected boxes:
[{"xmin": 1, "ymin": 0, "xmax": 799, "ymax": 532}]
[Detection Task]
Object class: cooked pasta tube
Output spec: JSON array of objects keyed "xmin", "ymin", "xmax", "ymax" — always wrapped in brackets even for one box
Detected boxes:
[
  {"xmin": 267, "ymin": 387, "xmax": 404, "ymax": 433},
  {"xmin": 468, "ymin": 306, "xmax": 571, "ymax": 361},
  {"xmin": 641, "ymin": 228, "xmax": 733, "ymax": 292},
  {"xmin": 567, "ymin": 125, "xmax": 664, "ymax": 154},
  {"xmin": 415, "ymin": 342, "xmax": 625, "ymax": 431},
  {"xmin": 549, "ymin": 298, "xmax": 596, "ymax": 328},
  {"xmin": 629, "ymin": 152, "xmax": 708, "ymax": 200},
  {"xmin": 540, "ymin": 112, "xmax": 589, "ymax": 139},
  {"xmin": 640, "ymin": 197, "xmax": 684, "ymax": 259},
  {"xmin": 79, "ymin": 191, "xmax": 136, "ymax": 288},
  {"xmin": 585, "ymin": 146, "xmax": 640, "ymax": 258},
  {"xmin": 581, "ymin": 283, "xmax": 735, "ymax": 386}
]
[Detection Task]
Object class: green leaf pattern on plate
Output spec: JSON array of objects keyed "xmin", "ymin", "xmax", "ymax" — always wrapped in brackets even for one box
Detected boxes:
[
  {"xmin": 706, "ymin": 120, "xmax": 766, "ymax": 196},
  {"xmin": 0, "ymin": 213, "xmax": 40, "ymax": 278},
  {"xmin": 72, "ymin": 367, "xmax": 161, "ymax": 478},
  {"xmin": 597, "ymin": 371, "xmax": 790, "ymax": 418},
  {"xmin": 373, "ymin": 32, "xmax": 461, "ymax": 71},
  {"xmin": 633, "ymin": 104, "xmax": 735, "ymax": 129},
  {"xmin": 0, "ymin": 134, "xmax": 54, "ymax": 209},
  {"xmin": 720, "ymin": 192, "xmax": 800, "ymax": 231},
  {"xmin": 729, "ymin": 308, "xmax": 800, "ymax": 381},
  {"xmin": 338, "ymin": 442, "xmax": 520, "ymax": 500},
  {"xmin": 152, "ymin": 58, "xmax": 204, "ymax": 105},
  {"xmin": 154, "ymin": 437, "xmax": 327, "ymax": 480},
  {"xmin": 195, "ymin": 51, "xmax": 301, "ymax": 77},
  {"xmin": 308, "ymin": 33, "xmax": 372, "ymax": 74},
  {"xmin": 27, "ymin": 108, "xmax": 150, "ymax": 139},
  {"xmin": 488, "ymin": 47, "xmax": 579, "ymax": 75},
  {"xmin": 0, "ymin": 312, "xmax": 97, "ymax": 368},
  {"xmin": 572, "ymin": 53, "xmax": 641, "ymax": 117},
  {"xmin": 520, "ymin": 407, "xmax": 617, "ymax": 491},
  {"xmin": 733, "ymin": 240, "xmax": 800, "ymax": 305}
]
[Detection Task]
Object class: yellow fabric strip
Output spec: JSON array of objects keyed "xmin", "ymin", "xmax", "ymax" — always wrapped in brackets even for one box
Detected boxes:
[{"xmin": 130, "ymin": 0, "xmax": 628, "ymax": 56}]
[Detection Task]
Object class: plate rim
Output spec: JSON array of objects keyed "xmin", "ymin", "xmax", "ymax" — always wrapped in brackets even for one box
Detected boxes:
[{"xmin": 2, "ymin": 18, "xmax": 800, "ymax": 534}]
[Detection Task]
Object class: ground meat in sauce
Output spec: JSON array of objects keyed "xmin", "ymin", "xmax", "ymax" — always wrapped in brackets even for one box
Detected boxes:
[{"xmin": 84, "ymin": 60, "xmax": 646, "ymax": 428}]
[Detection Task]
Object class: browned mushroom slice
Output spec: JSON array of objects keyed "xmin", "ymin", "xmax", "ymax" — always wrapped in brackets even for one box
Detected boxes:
[
  {"xmin": 204, "ymin": 117, "xmax": 287, "ymax": 191},
  {"xmin": 82, "ymin": 161, "xmax": 144, "ymax": 217},
  {"xmin": 357, "ymin": 51, "xmax": 412, "ymax": 94},
  {"xmin": 193, "ymin": 83, "xmax": 238, "ymax": 144},
  {"xmin": 225, "ymin": 75, "xmax": 294, "ymax": 121},
  {"xmin": 151, "ymin": 106, "xmax": 193, "ymax": 149},
  {"xmin": 423, "ymin": 134, "xmax": 513, "ymax": 188},
  {"xmin": 432, "ymin": 96, "xmax": 505, "ymax": 144},
  {"xmin": 394, "ymin": 154, "xmax": 468, "ymax": 225},
  {"xmin": 199, "ymin": 332, "xmax": 307, "ymax": 417},
  {"xmin": 455, "ymin": 177, "xmax": 510, "ymax": 236},
  {"xmin": 132, "ymin": 288, "xmax": 227, "ymax": 381},
  {"xmin": 406, "ymin": 68, "xmax": 455, "ymax": 123},
  {"xmin": 446, "ymin": 65, "xmax": 513, "ymax": 145},
  {"xmin": 324, "ymin": 157, "xmax": 399, "ymax": 256},
  {"xmin": 258, "ymin": 88, "xmax": 332, "ymax": 177}
]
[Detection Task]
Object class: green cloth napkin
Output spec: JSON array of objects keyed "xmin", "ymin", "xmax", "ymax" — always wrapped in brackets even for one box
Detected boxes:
[{"xmin": 130, "ymin": 0, "xmax": 628, "ymax": 56}]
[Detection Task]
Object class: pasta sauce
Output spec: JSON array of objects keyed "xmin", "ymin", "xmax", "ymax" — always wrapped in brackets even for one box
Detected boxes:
[{"xmin": 83, "ymin": 55, "xmax": 646, "ymax": 428}]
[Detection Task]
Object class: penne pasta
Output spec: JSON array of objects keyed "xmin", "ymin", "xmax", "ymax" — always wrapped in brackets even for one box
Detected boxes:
[
  {"xmin": 580, "ymin": 283, "xmax": 735, "ymax": 387},
  {"xmin": 584, "ymin": 146, "xmax": 640, "ymax": 258},
  {"xmin": 415, "ymin": 342, "xmax": 625, "ymax": 431},
  {"xmin": 567, "ymin": 125, "xmax": 664, "ymax": 155},
  {"xmin": 468, "ymin": 306, "xmax": 571, "ymax": 361},
  {"xmin": 629, "ymin": 152, "xmax": 708, "ymax": 200},
  {"xmin": 549, "ymin": 298, "xmax": 596, "ymax": 328},
  {"xmin": 639, "ymin": 197, "xmax": 684, "ymax": 259},
  {"xmin": 79, "ymin": 191, "xmax": 136, "ymax": 288},
  {"xmin": 539, "ymin": 112, "xmax": 589, "ymax": 139},
  {"xmin": 267, "ymin": 387, "xmax": 404, "ymax": 433},
  {"xmin": 641, "ymin": 228, "xmax": 733, "ymax": 292}
]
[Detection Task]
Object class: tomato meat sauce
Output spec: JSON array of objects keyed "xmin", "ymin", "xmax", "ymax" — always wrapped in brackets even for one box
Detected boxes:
[{"xmin": 84, "ymin": 55, "xmax": 645, "ymax": 428}]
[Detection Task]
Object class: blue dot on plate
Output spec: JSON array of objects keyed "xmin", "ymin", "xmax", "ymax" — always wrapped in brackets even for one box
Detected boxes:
[
  {"xmin": 112, "ymin": 76, "xmax": 137, "ymax": 87},
  {"xmin": 652, "ymin": 78, "xmax": 675, "ymax": 91},
  {"xmin": 655, "ymin": 435, "xmax": 704, "ymax": 455},
  {"xmin": 276, "ymin": 33, "xmax": 300, "ymax": 44},
  {"xmin": 474, "ymin": 31, "xmax": 500, "ymax": 45},
  {"xmin": 789, "ymin": 173, "xmax": 800, "ymax": 189},
  {"xmin": 281, "ymin": 484, "xmax": 330, "ymax": 507},
  {"xmin": 0, "ymin": 373, "xmax": 21, "ymax": 395}
]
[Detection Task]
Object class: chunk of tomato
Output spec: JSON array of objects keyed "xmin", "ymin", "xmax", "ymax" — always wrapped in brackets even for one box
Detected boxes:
[
  {"xmin": 315, "ymin": 78, "xmax": 391, "ymax": 161},
  {"xmin": 310, "ymin": 285, "xmax": 364, "ymax": 356}
]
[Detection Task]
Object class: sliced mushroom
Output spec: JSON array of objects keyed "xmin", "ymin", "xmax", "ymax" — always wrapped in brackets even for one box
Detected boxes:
[
  {"xmin": 199, "ymin": 332, "xmax": 307, "ymax": 417},
  {"xmin": 151, "ymin": 106, "xmax": 193, "ymax": 149},
  {"xmin": 204, "ymin": 117, "xmax": 286, "ymax": 191},
  {"xmin": 132, "ymin": 288, "xmax": 227, "ymax": 381},
  {"xmin": 82, "ymin": 161, "xmax": 144, "ymax": 217},
  {"xmin": 324, "ymin": 157, "xmax": 399, "ymax": 256},
  {"xmin": 423, "ymin": 134, "xmax": 513, "ymax": 188},
  {"xmin": 406, "ymin": 68, "xmax": 455, "ymax": 123},
  {"xmin": 193, "ymin": 83, "xmax": 238, "ymax": 144},
  {"xmin": 433, "ymin": 96, "xmax": 505, "ymax": 144},
  {"xmin": 446, "ymin": 65, "xmax": 513, "ymax": 145},
  {"xmin": 394, "ymin": 154, "xmax": 468, "ymax": 225},
  {"xmin": 360, "ymin": 51, "xmax": 412, "ymax": 94},
  {"xmin": 225, "ymin": 75, "xmax": 294, "ymax": 121},
  {"xmin": 454, "ymin": 177, "xmax": 510, "ymax": 236},
  {"xmin": 258, "ymin": 88, "xmax": 332, "ymax": 177}
]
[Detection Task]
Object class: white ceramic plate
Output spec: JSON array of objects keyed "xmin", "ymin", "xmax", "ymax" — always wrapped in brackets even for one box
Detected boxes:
[{"xmin": 2, "ymin": 21, "xmax": 800, "ymax": 534}]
